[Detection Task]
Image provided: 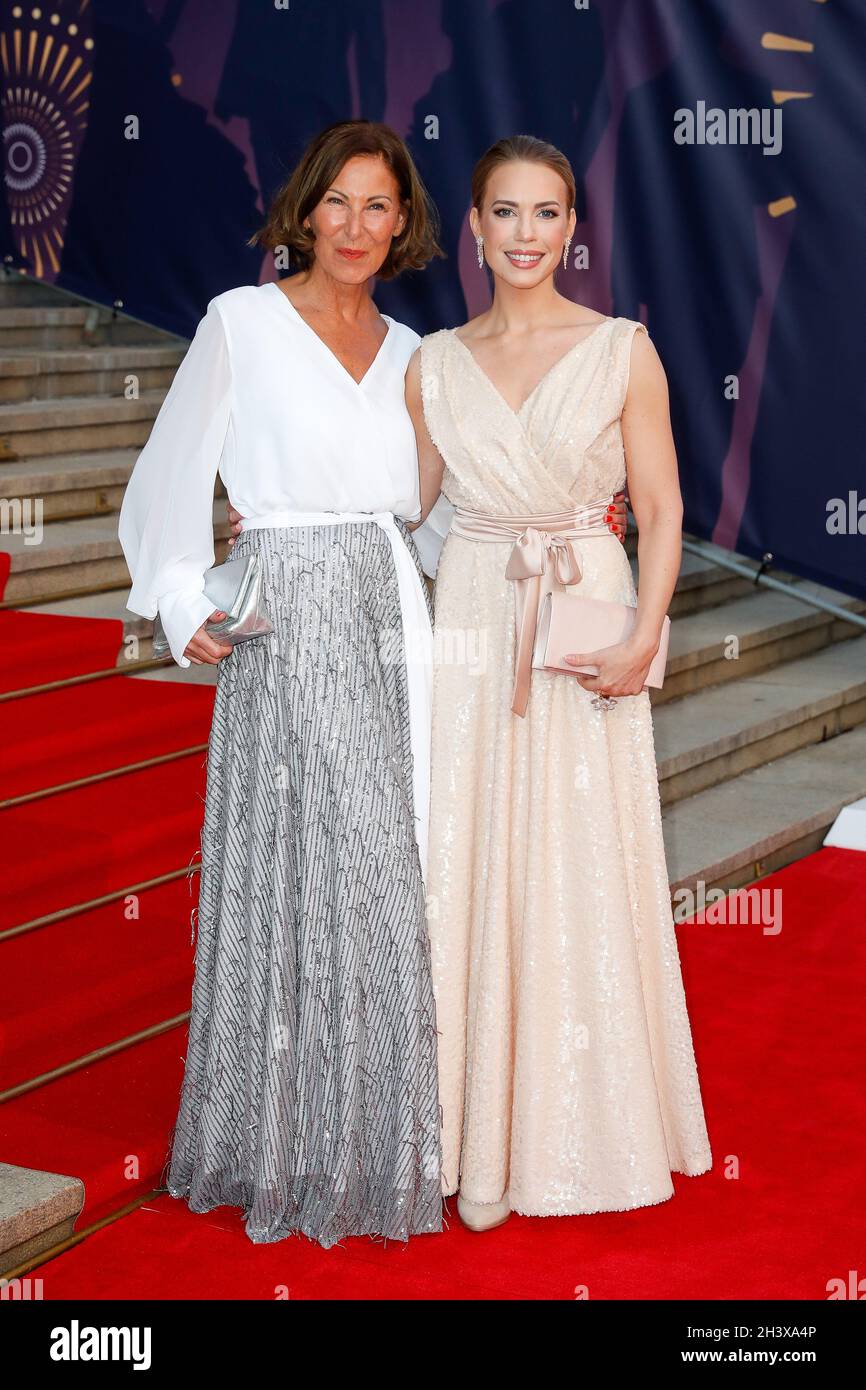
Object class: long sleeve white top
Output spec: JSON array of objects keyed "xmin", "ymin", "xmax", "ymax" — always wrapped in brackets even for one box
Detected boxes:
[{"xmin": 118, "ymin": 280, "xmax": 435, "ymax": 666}]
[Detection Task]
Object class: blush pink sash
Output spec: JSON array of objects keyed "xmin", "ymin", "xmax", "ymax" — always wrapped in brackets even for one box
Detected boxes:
[{"xmin": 450, "ymin": 499, "xmax": 614, "ymax": 716}]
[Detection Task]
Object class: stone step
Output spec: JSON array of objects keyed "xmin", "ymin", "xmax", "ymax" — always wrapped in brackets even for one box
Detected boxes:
[
  {"xmin": 1, "ymin": 449, "xmax": 142, "ymax": 524},
  {"xmin": 0, "ymin": 391, "xmax": 172, "ymax": 462},
  {"xmin": 0, "ymin": 274, "xmax": 68, "ymax": 307},
  {"xmin": 662, "ymin": 722, "xmax": 866, "ymax": 894},
  {"xmin": 0, "ymin": 341, "xmax": 185, "ymax": 403},
  {"xmin": 655, "ymin": 634, "xmax": 866, "ymax": 803},
  {"xmin": 132, "ymin": 660, "xmax": 219, "ymax": 686},
  {"xmin": 0, "ymin": 502, "xmax": 230, "ymax": 604},
  {"xmin": 0, "ymin": 1162, "xmax": 84, "ymax": 1277},
  {"xmin": 656, "ymin": 545, "xmax": 756, "ymax": 618},
  {"xmin": 0, "ymin": 449, "xmax": 225, "ymax": 523},
  {"xmin": 653, "ymin": 579, "xmax": 866, "ymax": 702},
  {"xmin": 0, "ymin": 303, "xmax": 174, "ymax": 350}
]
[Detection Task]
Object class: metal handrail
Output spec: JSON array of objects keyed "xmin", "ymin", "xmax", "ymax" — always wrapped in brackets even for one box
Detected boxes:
[{"xmin": 679, "ymin": 538, "xmax": 866, "ymax": 632}]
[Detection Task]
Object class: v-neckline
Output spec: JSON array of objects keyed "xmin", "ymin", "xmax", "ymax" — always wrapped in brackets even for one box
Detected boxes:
[
  {"xmin": 267, "ymin": 280, "xmax": 393, "ymax": 388},
  {"xmin": 450, "ymin": 317, "xmax": 613, "ymax": 418}
]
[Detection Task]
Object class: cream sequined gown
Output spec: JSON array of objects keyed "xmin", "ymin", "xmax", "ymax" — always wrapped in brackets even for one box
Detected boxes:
[{"xmin": 419, "ymin": 316, "xmax": 712, "ymax": 1215}]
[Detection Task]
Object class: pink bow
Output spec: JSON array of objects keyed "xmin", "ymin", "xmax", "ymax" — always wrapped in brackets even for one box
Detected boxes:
[
  {"xmin": 504, "ymin": 526, "xmax": 583, "ymax": 587},
  {"xmin": 504, "ymin": 528, "xmax": 583, "ymax": 716}
]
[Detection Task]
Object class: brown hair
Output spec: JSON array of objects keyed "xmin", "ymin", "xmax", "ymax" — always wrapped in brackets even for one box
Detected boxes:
[
  {"xmin": 471, "ymin": 133, "xmax": 576, "ymax": 217},
  {"xmin": 251, "ymin": 119, "xmax": 445, "ymax": 280}
]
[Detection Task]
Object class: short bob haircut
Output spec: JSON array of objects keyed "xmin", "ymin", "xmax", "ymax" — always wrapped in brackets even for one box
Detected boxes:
[{"xmin": 251, "ymin": 119, "xmax": 445, "ymax": 280}]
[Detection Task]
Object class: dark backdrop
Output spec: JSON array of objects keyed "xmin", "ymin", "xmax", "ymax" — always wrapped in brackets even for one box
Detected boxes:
[{"xmin": 2, "ymin": 0, "xmax": 863, "ymax": 599}]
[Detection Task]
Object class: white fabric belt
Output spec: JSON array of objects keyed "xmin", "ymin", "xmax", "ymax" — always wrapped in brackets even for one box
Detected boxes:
[{"xmin": 238, "ymin": 509, "xmax": 432, "ymax": 885}]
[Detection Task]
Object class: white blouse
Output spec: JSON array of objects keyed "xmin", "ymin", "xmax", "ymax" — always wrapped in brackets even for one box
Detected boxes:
[
  {"xmin": 118, "ymin": 279, "xmax": 444, "ymax": 880},
  {"xmin": 118, "ymin": 280, "xmax": 432, "ymax": 660}
]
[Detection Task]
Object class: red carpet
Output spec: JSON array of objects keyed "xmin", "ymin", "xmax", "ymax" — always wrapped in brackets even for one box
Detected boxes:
[
  {"xmin": 0, "ymin": 878, "xmax": 197, "ymax": 1091},
  {"xmin": 2, "ymin": 617, "xmax": 213, "ymax": 929},
  {"xmin": 0, "ymin": 610, "xmax": 125, "ymax": 692},
  {"xmin": 2, "ymin": 606, "xmax": 863, "ymax": 1299},
  {"xmin": 6, "ymin": 835, "xmax": 864, "ymax": 1299},
  {"xmin": 4, "ymin": 675, "xmax": 214, "ymax": 800},
  {"xmin": 1, "ymin": 1028, "xmax": 188, "ymax": 1228},
  {"xmin": 3, "ymin": 755, "xmax": 210, "ymax": 928}
]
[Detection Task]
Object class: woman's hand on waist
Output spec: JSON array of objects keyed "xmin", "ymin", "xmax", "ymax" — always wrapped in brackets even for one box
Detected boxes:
[
  {"xmin": 226, "ymin": 501, "xmax": 245, "ymax": 554},
  {"xmin": 185, "ymin": 610, "xmax": 232, "ymax": 665},
  {"xmin": 607, "ymin": 489, "xmax": 627, "ymax": 542}
]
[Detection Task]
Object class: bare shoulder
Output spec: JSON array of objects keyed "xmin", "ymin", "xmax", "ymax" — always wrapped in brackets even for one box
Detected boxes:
[
  {"xmin": 620, "ymin": 319, "xmax": 668, "ymax": 409},
  {"xmin": 622, "ymin": 318, "xmax": 662, "ymax": 372},
  {"xmin": 616, "ymin": 315, "xmax": 652, "ymax": 343},
  {"xmin": 405, "ymin": 343, "xmax": 422, "ymax": 387}
]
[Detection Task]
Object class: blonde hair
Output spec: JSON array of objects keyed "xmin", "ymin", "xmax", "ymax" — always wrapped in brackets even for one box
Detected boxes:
[{"xmin": 471, "ymin": 133, "xmax": 576, "ymax": 216}]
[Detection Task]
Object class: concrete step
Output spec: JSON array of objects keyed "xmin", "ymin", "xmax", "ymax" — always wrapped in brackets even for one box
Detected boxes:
[
  {"xmin": 0, "ymin": 303, "xmax": 174, "ymax": 350},
  {"xmin": 0, "ymin": 391, "xmax": 171, "ymax": 462},
  {"xmin": 132, "ymin": 661, "xmax": 219, "ymax": 686},
  {"xmin": 662, "ymin": 722, "xmax": 866, "ymax": 894},
  {"xmin": 623, "ymin": 527, "xmax": 768, "ymax": 616},
  {"xmin": 0, "ymin": 276, "xmax": 69, "ymax": 307},
  {"xmin": 629, "ymin": 538, "xmax": 836, "ymax": 622},
  {"xmin": 0, "ymin": 1162, "xmax": 84, "ymax": 1277},
  {"xmin": 655, "ymin": 545, "xmax": 757, "ymax": 618},
  {"xmin": 0, "ymin": 342, "xmax": 186, "ymax": 403},
  {"xmin": 655, "ymin": 634, "xmax": 866, "ymax": 803},
  {"xmin": 0, "ymin": 501, "xmax": 230, "ymax": 604},
  {"xmin": 652, "ymin": 579, "xmax": 866, "ymax": 702},
  {"xmin": 1, "ymin": 450, "xmax": 140, "ymax": 524},
  {"xmin": 0, "ymin": 449, "xmax": 225, "ymax": 523}
]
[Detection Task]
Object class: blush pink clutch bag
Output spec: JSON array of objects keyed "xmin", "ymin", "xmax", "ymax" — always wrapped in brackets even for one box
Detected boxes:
[{"xmin": 531, "ymin": 591, "xmax": 671, "ymax": 688}]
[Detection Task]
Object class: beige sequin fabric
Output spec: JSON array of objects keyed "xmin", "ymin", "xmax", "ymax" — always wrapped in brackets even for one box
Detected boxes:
[{"xmin": 420, "ymin": 317, "xmax": 712, "ymax": 1214}]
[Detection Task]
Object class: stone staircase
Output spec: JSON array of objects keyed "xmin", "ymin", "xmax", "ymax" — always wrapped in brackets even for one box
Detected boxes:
[
  {"xmin": 0, "ymin": 273, "xmax": 229, "ymax": 650},
  {"xmin": 2, "ymin": 270, "xmax": 865, "ymax": 889},
  {"xmin": 0, "ymin": 1163, "xmax": 84, "ymax": 1277}
]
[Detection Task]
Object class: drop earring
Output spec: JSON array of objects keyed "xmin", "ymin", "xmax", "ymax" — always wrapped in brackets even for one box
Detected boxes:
[
  {"xmin": 476, "ymin": 234, "xmax": 485, "ymax": 269},
  {"xmin": 562, "ymin": 235, "xmax": 572, "ymax": 269}
]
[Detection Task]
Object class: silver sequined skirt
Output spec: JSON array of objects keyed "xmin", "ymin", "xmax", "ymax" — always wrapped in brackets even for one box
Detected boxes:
[{"xmin": 163, "ymin": 520, "xmax": 443, "ymax": 1248}]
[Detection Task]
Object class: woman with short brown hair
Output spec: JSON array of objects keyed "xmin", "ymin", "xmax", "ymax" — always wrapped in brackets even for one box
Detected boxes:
[{"xmin": 119, "ymin": 120, "xmax": 447, "ymax": 1249}]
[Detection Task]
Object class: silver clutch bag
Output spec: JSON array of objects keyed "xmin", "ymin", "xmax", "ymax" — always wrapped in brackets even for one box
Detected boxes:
[{"xmin": 152, "ymin": 553, "xmax": 274, "ymax": 658}]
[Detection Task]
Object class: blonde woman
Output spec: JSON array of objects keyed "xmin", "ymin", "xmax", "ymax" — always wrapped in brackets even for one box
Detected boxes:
[{"xmin": 405, "ymin": 135, "xmax": 712, "ymax": 1232}]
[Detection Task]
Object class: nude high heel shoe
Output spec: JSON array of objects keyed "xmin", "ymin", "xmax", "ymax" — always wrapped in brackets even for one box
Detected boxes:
[{"xmin": 457, "ymin": 1190, "xmax": 512, "ymax": 1232}]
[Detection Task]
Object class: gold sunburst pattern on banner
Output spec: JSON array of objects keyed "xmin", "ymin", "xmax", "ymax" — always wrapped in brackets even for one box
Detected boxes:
[
  {"xmin": 1, "ymin": 2, "xmax": 93, "ymax": 277},
  {"xmin": 762, "ymin": 1, "xmax": 830, "ymax": 220}
]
